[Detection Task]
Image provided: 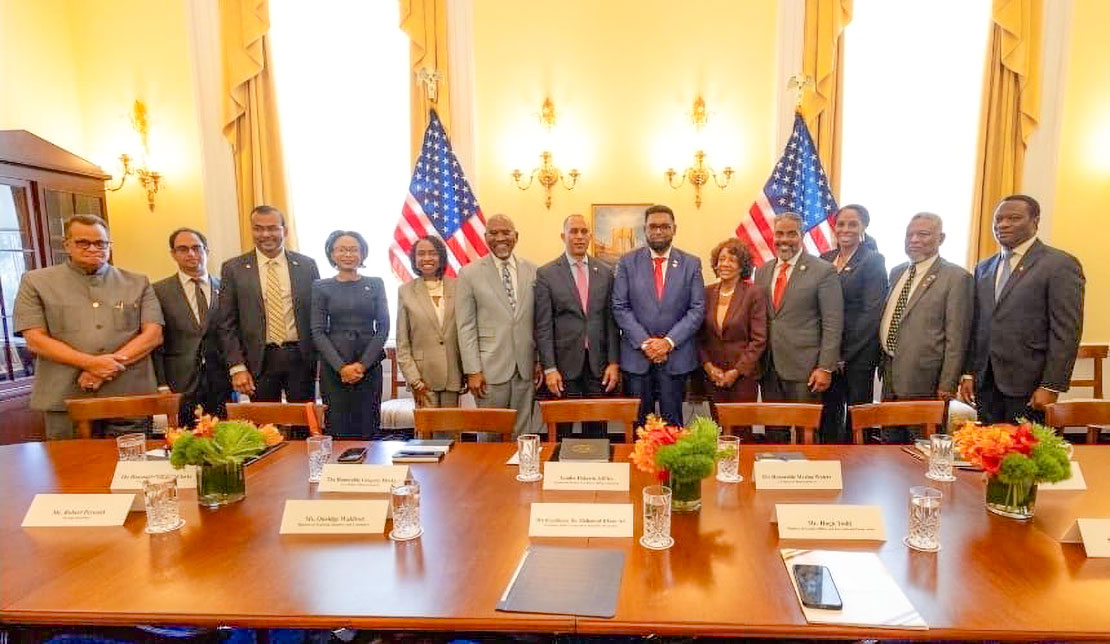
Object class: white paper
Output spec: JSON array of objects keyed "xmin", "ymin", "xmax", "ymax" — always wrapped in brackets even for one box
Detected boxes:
[
  {"xmin": 776, "ymin": 504, "xmax": 886, "ymax": 541},
  {"xmin": 110, "ymin": 461, "xmax": 197, "ymax": 489},
  {"xmin": 1039, "ymin": 462, "xmax": 1087, "ymax": 491},
  {"xmin": 279, "ymin": 499, "xmax": 389, "ymax": 534},
  {"xmin": 528, "ymin": 503, "xmax": 633, "ymax": 538},
  {"xmin": 542, "ymin": 462, "xmax": 630, "ymax": 491},
  {"xmin": 317, "ymin": 464, "xmax": 409, "ymax": 493},
  {"xmin": 754, "ymin": 460, "xmax": 843, "ymax": 490},
  {"xmin": 22, "ymin": 494, "xmax": 135, "ymax": 527},
  {"xmin": 1078, "ymin": 519, "xmax": 1110, "ymax": 557}
]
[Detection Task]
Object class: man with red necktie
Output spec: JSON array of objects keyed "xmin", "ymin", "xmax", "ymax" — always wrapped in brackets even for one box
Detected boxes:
[{"xmin": 612, "ymin": 205, "xmax": 706, "ymax": 426}]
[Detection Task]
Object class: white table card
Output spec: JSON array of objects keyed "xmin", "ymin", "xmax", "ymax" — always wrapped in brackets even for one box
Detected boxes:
[
  {"xmin": 776, "ymin": 504, "xmax": 886, "ymax": 541},
  {"xmin": 22, "ymin": 494, "xmax": 134, "ymax": 527},
  {"xmin": 279, "ymin": 500, "xmax": 389, "ymax": 534},
  {"xmin": 1039, "ymin": 462, "xmax": 1087, "ymax": 491},
  {"xmin": 110, "ymin": 461, "xmax": 197, "ymax": 489},
  {"xmin": 528, "ymin": 503, "xmax": 633, "ymax": 538},
  {"xmin": 754, "ymin": 460, "xmax": 843, "ymax": 490},
  {"xmin": 317, "ymin": 464, "xmax": 409, "ymax": 493},
  {"xmin": 1061, "ymin": 519, "xmax": 1110, "ymax": 557},
  {"xmin": 542, "ymin": 462, "xmax": 630, "ymax": 491}
]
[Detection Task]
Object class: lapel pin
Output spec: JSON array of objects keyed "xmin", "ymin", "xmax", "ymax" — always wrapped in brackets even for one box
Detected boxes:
[
  {"xmin": 671, "ymin": 259, "xmax": 679, "ymax": 268},
  {"xmin": 245, "ymin": 264, "xmax": 252, "ymax": 269},
  {"xmin": 292, "ymin": 260, "xmax": 299, "ymax": 266},
  {"xmin": 843, "ymin": 266, "xmax": 853, "ymax": 272},
  {"xmin": 799, "ymin": 264, "xmax": 807, "ymax": 272}
]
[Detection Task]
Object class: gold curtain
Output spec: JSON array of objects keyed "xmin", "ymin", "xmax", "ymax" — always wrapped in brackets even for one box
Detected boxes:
[
  {"xmin": 969, "ymin": 0, "xmax": 1042, "ymax": 264},
  {"xmin": 401, "ymin": 0, "xmax": 451, "ymax": 164},
  {"xmin": 801, "ymin": 0, "xmax": 852, "ymax": 199},
  {"xmin": 220, "ymin": 0, "xmax": 295, "ymax": 251}
]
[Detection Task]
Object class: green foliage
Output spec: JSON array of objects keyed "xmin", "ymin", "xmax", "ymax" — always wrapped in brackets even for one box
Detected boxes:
[
  {"xmin": 656, "ymin": 416, "xmax": 725, "ymax": 482},
  {"xmin": 169, "ymin": 421, "xmax": 267, "ymax": 468},
  {"xmin": 996, "ymin": 423, "xmax": 1072, "ymax": 484}
]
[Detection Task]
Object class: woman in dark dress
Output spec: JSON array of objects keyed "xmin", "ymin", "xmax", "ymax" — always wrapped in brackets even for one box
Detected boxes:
[
  {"xmin": 699, "ymin": 239, "xmax": 768, "ymax": 406},
  {"xmin": 310, "ymin": 231, "xmax": 390, "ymax": 439},
  {"xmin": 819, "ymin": 204, "xmax": 887, "ymax": 443}
]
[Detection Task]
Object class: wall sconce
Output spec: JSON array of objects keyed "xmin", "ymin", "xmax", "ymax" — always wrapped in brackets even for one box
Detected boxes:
[
  {"xmin": 664, "ymin": 96, "xmax": 733, "ymax": 209},
  {"xmin": 107, "ymin": 100, "xmax": 162, "ymax": 211},
  {"xmin": 510, "ymin": 98, "xmax": 579, "ymax": 209}
]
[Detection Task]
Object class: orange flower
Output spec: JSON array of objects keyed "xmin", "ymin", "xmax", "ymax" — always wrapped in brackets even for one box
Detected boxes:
[
  {"xmin": 952, "ymin": 421, "xmax": 1039, "ymax": 474},
  {"xmin": 258, "ymin": 423, "xmax": 284, "ymax": 446},
  {"xmin": 629, "ymin": 414, "xmax": 687, "ymax": 479}
]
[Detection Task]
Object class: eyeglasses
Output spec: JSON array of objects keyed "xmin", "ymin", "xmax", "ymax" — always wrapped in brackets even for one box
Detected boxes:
[
  {"xmin": 333, "ymin": 247, "xmax": 362, "ymax": 256},
  {"xmin": 71, "ymin": 239, "xmax": 112, "ymax": 250},
  {"xmin": 173, "ymin": 245, "xmax": 206, "ymax": 255}
]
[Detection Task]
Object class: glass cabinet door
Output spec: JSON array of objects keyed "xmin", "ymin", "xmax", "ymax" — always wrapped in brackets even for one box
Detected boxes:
[{"xmin": 0, "ymin": 182, "xmax": 38, "ymax": 381}]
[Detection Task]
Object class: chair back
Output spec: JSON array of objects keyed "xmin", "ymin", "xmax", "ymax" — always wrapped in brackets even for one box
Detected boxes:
[
  {"xmin": 413, "ymin": 407, "xmax": 516, "ymax": 440},
  {"xmin": 65, "ymin": 393, "xmax": 182, "ymax": 439},
  {"xmin": 713, "ymin": 403, "xmax": 823, "ymax": 444},
  {"xmin": 849, "ymin": 400, "xmax": 947, "ymax": 444},
  {"xmin": 1070, "ymin": 344, "xmax": 1108, "ymax": 399},
  {"xmin": 385, "ymin": 347, "xmax": 406, "ymax": 400},
  {"xmin": 1044, "ymin": 400, "xmax": 1110, "ymax": 444},
  {"xmin": 538, "ymin": 398, "xmax": 638, "ymax": 442},
  {"xmin": 225, "ymin": 402, "xmax": 325, "ymax": 436}
]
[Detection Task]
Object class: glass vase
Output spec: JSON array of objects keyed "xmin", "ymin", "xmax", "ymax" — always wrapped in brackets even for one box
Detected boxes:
[
  {"xmin": 984, "ymin": 475, "xmax": 1037, "ymax": 520},
  {"xmin": 667, "ymin": 473, "xmax": 703, "ymax": 512},
  {"xmin": 198, "ymin": 461, "xmax": 246, "ymax": 508}
]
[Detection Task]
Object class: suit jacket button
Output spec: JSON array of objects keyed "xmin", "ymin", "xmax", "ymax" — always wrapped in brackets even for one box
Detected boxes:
[{"xmin": 439, "ymin": 340, "xmax": 444, "ymax": 345}]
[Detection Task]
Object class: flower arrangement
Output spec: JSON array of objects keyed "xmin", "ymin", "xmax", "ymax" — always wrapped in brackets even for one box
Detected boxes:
[
  {"xmin": 166, "ymin": 412, "xmax": 282, "ymax": 468},
  {"xmin": 631, "ymin": 415, "xmax": 726, "ymax": 510},
  {"xmin": 952, "ymin": 420, "xmax": 1070, "ymax": 484}
]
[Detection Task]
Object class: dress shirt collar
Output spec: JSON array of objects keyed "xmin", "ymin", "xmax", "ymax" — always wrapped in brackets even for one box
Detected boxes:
[
  {"xmin": 494, "ymin": 254, "xmax": 517, "ymax": 271},
  {"xmin": 256, "ymin": 248, "xmax": 287, "ymax": 268},
  {"xmin": 565, "ymin": 252, "xmax": 588, "ymax": 267},
  {"xmin": 649, "ymin": 246, "xmax": 671, "ymax": 262},
  {"xmin": 177, "ymin": 270, "xmax": 209, "ymax": 288},
  {"xmin": 1004, "ymin": 235, "xmax": 1037, "ymax": 259},
  {"xmin": 775, "ymin": 250, "xmax": 802, "ymax": 271},
  {"xmin": 910, "ymin": 253, "xmax": 940, "ymax": 274}
]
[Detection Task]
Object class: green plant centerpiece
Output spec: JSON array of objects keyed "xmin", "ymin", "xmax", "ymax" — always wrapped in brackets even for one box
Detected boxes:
[
  {"xmin": 631, "ymin": 415, "xmax": 728, "ymax": 512},
  {"xmin": 167, "ymin": 413, "xmax": 282, "ymax": 508}
]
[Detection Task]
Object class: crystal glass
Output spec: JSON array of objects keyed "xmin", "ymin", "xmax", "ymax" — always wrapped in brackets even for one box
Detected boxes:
[
  {"xmin": 926, "ymin": 433, "xmax": 956, "ymax": 482},
  {"xmin": 516, "ymin": 434, "xmax": 543, "ymax": 482},
  {"xmin": 716, "ymin": 434, "xmax": 742, "ymax": 483},
  {"xmin": 116, "ymin": 433, "xmax": 147, "ymax": 461},
  {"xmin": 143, "ymin": 476, "xmax": 185, "ymax": 534},
  {"xmin": 640, "ymin": 484, "xmax": 675, "ymax": 550},
  {"xmin": 389, "ymin": 481, "xmax": 422, "ymax": 541},
  {"xmin": 904, "ymin": 486, "xmax": 942, "ymax": 552},
  {"xmin": 307, "ymin": 435, "xmax": 333, "ymax": 483}
]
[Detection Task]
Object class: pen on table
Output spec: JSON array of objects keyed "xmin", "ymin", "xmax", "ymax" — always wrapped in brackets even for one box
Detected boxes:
[{"xmin": 900, "ymin": 447, "xmax": 924, "ymax": 462}]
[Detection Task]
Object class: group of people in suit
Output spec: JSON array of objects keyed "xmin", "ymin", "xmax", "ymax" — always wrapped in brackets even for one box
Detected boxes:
[{"xmin": 13, "ymin": 193, "xmax": 1085, "ymax": 442}]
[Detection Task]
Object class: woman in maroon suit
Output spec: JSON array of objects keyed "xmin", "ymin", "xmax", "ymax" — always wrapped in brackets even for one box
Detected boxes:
[{"xmin": 699, "ymin": 239, "xmax": 768, "ymax": 403}]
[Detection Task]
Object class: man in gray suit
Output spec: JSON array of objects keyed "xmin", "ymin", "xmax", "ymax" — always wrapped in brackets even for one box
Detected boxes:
[
  {"xmin": 754, "ymin": 212, "xmax": 843, "ymax": 441},
  {"xmin": 960, "ymin": 195, "xmax": 1085, "ymax": 424},
  {"xmin": 457, "ymin": 214, "xmax": 540, "ymax": 436},
  {"xmin": 153, "ymin": 227, "xmax": 231, "ymax": 425},
  {"xmin": 879, "ymin": 213, "xmax": 972, "ymax": 441}
]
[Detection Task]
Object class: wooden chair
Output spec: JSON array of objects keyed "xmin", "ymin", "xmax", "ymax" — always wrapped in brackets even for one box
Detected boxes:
[
  {"xmin": 385, "ymin": 347, "xmax": 406, "ymax": 400},
  {"xmin": 1044, "ymin": 400, "xmax": 1110, "ymax": 444},
  {"xmin": 713, "ymin": 403, "xmax": 823, "ymax": 444},
  {"xmin": 849, "ymin": 400, "xmax": 947, "ymax": 444},
  {"xmin": 538, "ymin": 398, "xmax": 639, "ymax": 442},
  {"xmin": 413, "ymin": 407, "xmax": 516, "ymax": 440},
  {"xmin": 1070, "ymin": 344, "xmax": 1108, "ymax": 399},
  {"xmin": 225, "ymin": 402, "xmax": 325, "ymax": 436},
  {"xmin": 65, "ymin": 393, "xmax": 182, "ymax": 439},
  {"xmin": 380, "ymin": 347, "xmax": 416, "ymax": 432}
]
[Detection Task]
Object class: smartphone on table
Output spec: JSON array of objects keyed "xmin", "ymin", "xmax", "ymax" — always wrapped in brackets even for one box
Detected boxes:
[
  {"xmin": 336, "ymin": 447, "xmax": 367, "ymax": 463},
  {"xmin": 792, "ymin": 564, "xmax": 843, "ymax": 610}
]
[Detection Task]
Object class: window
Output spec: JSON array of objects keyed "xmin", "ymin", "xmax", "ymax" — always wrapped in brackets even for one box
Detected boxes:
[
  {"xmin": 269, "ymin": 0, "xmax": 411, "ymax": 324},
  {"xmin": 839, "ymin": 0, "xmax": 992, "ymax": 266},
  {"xmin": 0, "ymin": 182, "xmax": 35, "ymax": 382}
]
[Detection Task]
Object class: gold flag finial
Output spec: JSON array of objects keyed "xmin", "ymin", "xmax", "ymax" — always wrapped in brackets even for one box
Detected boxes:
[
  {"xmin": 787, "ymin": 74, "xmax": 815, "ymax": 110},
  {"xmin": 416, "ymin": 67, "xmax": 442, "ymax": 105}
]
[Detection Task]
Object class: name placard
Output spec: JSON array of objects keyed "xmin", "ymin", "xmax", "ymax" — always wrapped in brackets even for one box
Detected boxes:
[
  {"xmin": 1040, "ymin": 462, "xmax": 1087, "ymax": 491},
  {"xmin": 317, "ymin": 464, "xmax": 409, "ymax": 493},
  {"xmin": 110, "ymin": 461, "xmax": 197, "ymax": 490},
  {"xmin": 22, "ymin": 494, "xmax": 134, "ymax": 527},
  {"xmin": 542, "ymin": 462, "xmax": 630, "ymax": 491},
  {"xmin": 279, "ymin": 500, "xmax": 389, "ymax": 534},
  {"xmin": 528, "ymin": 503, "xmax": 633, "ymax": 538},
  {"xmin": 754, "ymin": 460, "xmax": 842, "ymax": 490},
  {"xmin": 776, "ymin": 504, "xmax": 886, "ymax": 541},
  {"xmin": 1078, "ymin": 519, "xmax": 1110, "ymax": 557}
]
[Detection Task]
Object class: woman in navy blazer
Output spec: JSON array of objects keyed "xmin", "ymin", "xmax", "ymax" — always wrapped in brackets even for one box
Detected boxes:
[
  {"xmin": 699, "ymin": 239, "xmax": 767, "ymax": 404},
  {"xmin": 819, "ymin": 205, "xmax": 887, "ymax": 443}
]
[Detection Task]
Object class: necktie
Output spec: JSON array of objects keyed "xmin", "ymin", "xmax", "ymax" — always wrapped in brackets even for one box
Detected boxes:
[
  {"xmin": 996, "ymin": 249, "xmax": 1013, "ymax": 301},
  {"xmin": 885, "ymin": 263, "xmax": 917, "ymax": 354},
  {"xmin": 501, "ymin": 260, "xmax": 516, "ymax": 311},
  {"xmin": 192, "ymin": 278, "xmax": 208, "ymax": 327},
  {"xmin": 574, "ymin": 261, "xmax": 589, "ymax": 312},
  {"xmin": 653, "ymin": 257, "xmax": 665, "ymax": 300},
  {"xmin": 772, "ymin": 261, "xmax": 789, "ymax": 310},
  {"xmin": 265, "ymin": 259, "xmax": 285, "ymax": 344}
]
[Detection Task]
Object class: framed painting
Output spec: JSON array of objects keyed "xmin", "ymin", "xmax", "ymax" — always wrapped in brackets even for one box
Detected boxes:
[{"xmin": 590, "ymin": 203, "xmax": 650, "ymax": 264}]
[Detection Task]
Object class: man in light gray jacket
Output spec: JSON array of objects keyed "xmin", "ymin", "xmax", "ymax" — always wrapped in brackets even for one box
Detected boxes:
[{"xmin": 456, "ymin": 214, "xmax": 539, "ymax": 436}]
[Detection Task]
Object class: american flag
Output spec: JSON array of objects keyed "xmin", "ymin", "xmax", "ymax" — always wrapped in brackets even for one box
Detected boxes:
[
  {"xmin": 390, "ymin": 109, "xmax": 487, "ymax": 282},
  {"xmin": 735, "ymin": 113, "xmax": 838, "ymax": 266}
]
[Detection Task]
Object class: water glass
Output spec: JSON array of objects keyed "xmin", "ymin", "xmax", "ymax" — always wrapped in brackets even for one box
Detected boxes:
[
  {"xmin": 143, "ymin": 476, "xmax": 185, "ymax": 534},
  {"xmin": 389, "ymin": 481, "xmax": 422, "ymax": 541},
  {"xmin": 640, "ymin": 485, "xmax": 675, "ymax": 550},
  {"xmin": 926, "ymin": 433, "xmax": 956, "ymax": 482},
  {"xmin": 516, "ymin": 434, "xmax": 543, "ymax": 482},
  {"xmin": 116, "ymin": 433, "xmax": 147, "ymax": 461},
  {"xmin": 716, "ymin": 434, "xmax": 742, "ymax": 483},
  {"xmin": 306, "ymin": 435, "xmax": 333, "ymax": 483},
  {"xmin": 904, "ymin": 486, "xmax": 942, "ymax": 552}
]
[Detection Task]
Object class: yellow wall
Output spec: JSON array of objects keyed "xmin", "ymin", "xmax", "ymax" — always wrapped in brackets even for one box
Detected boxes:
[
  {"xmin": 471, "ymin": 0, "xmax": 780, "ymax": 273},
  {"xmin": 1052, "ymin": 0, "xmax": 1110, "ymax": 343}
]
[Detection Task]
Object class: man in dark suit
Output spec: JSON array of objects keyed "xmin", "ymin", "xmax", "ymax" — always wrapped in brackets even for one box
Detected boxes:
[
  {"xmin": 218, "ymin": 205, "xmax": 320, "ymax": 403},
  {"xmin": 153, "ymin": 228, "xmax": 232, "ymax": 425},
  {"xmin": 612, "ymin": 204, "xmax": 705, "ymax": 426},
  {"xmin": 534, "ymin": 214, "xmax": 621, "ymax": 438},
  {"xmin": 959, "ymin": 195, "xmax": 1085, "ymax": 424},
  {"xmin": 754, "ymin": 212, "xmax": 843, "ymax": 441}
]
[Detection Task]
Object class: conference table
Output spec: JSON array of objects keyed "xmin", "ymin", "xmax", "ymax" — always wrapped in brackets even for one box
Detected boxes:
[{"xmin": 2, "ymin": 439, "xmax": 1109, "ymax": 640}]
